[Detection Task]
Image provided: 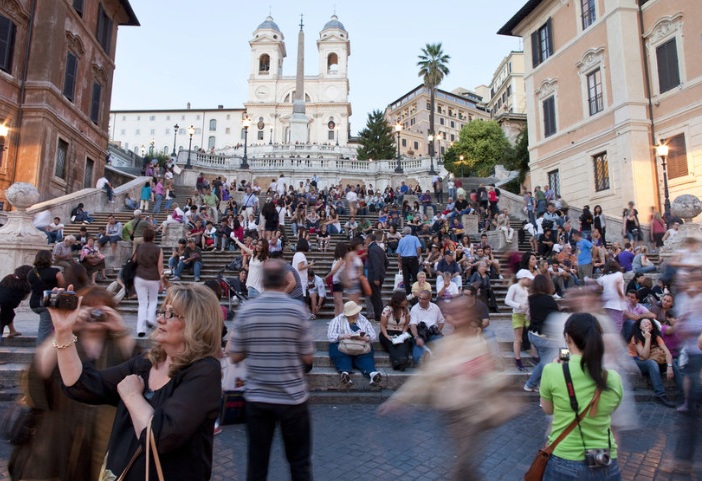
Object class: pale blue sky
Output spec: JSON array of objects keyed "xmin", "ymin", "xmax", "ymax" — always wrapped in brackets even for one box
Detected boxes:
[{"xmin": 112, "ymin": 0, "xmax": 526, "ymax": 133}]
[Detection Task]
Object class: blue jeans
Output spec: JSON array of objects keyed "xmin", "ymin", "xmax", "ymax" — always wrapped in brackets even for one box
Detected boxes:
[
  {"xmin": 634, "ymin": 265, "xmax": 656, "ymax": 274},
  {"xmin": 174, "ymin": 260, "xmax": 202, "ymax": 279},
  {"xmin": 676, "ymin": 353, "xmax": 702, "ymax": 462},
  {"xmin": 525, "ymin": 331, "xmax": 558, "ymax": 389},
  {"xmin": 103, "ymin": 185, "xmax": 114, "ymax": 201},
  {"xmin": 46, "ymin": 230, "xmax": 62, "ymax": 244},
  {"xmin": 248, "ymin": 286, "xmax": 261, "ymax": 299},
  {"xmin": 153, "ymin": 194, "xmax": 163, "ymax": 213},
  {"xmin": 329, "ymin": 342, "xmax": 377, "ymax": 377},
  {"xmin": 33, "ymin": 307, "xmax": 53, "ymax": 346},
  {"xmin": 164, "ymin": 197, "xmax": 173, "ymax": 211},
  {"xmin": 633, "ymin": 357, "xmax": 682, "ymax": 396},
  {"xmin": 544, "ymin": 455, "xmax": 621, "ymax": 481},
  {"xmin": 412, "ymin": 333, "xmax": 443, "ymax": 365}
]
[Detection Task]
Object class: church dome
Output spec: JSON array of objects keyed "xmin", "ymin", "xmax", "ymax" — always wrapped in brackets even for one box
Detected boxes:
[
  {"xmin": 323, "ymin": 15, "xmax": 346, "ymax": 32},
  {"xmin": 257, "ymin": 16, "xmax": 281, "ymax": 32}
]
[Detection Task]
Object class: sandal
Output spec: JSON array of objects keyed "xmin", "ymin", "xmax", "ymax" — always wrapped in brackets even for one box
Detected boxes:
[{"xmin": 7, "ymin": 332, "xmax": 22, "ymax": 338}]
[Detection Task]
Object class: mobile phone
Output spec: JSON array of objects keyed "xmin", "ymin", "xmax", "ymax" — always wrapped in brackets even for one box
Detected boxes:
[
  {"xmin": 359, "ymin": 331, "xmax": 366, "ymax": 337},
  {"xmin": 559, "ymin": 348, "xmax": 570, "ymax": 362}
]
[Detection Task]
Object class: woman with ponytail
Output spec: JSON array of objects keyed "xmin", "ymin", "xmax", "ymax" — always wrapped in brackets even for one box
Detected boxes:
[{"xmin": 540, "ymin": 313, "xmax": 623, "ymax": 480}]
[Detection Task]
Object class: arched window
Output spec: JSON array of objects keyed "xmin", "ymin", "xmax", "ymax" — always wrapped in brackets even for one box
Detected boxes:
[
  {"xmin": 209, "ymin": 119, "xmax": 217, "ymax": 131},
  {"xmin": 259, "ymin": 54, "xmax": 270, "ymax": 73},
  {"xmin": 208, "ymin": 136, "xmax": 216, "ymax": 149},
  {"xmin": 327, "ymin": 52, "xmax": 338, "ymax": 73}
]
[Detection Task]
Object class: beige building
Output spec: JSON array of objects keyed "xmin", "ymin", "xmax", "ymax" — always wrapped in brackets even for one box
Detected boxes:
[
  {"xmin": 499, "ymin": 0, "xmax": 702, "ymax": 218},
  {"xmin": 485, "ymin": 51, "xmax": 527, "ymax": 144},
  {"xmin": 384, "ymin": 85, "xmax": 489, "ymax": 159}
]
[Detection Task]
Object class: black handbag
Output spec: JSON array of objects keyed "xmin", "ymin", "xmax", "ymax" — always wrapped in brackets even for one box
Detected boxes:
[
  {"xmin": 219, "ymin": 391, "xmax": 246, "ymax": 425},
  {"xmin": 122, "ymin": 249, "xmax": 138, "ymax": 289},
  {"xmin": 1, "ymin": 399, "xmax": 40, "ymax": 445}
]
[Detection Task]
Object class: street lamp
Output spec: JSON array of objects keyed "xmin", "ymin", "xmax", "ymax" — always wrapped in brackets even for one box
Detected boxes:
[
  {"xmin": 241, "ymin": 116, "xmax": 251, "ymax": 169},
  {"xmin": 394, "ymin": 123, "xmax": 404, "ymax": 173},
  {"xmin": 269, "ymin": 127, "xmax": 273, "ymax": 145},
  {"xmin": 149, "ymin": 138, "xmax": 155, "ymax": 156},
  {"xmin": 185, "ymin": 125, "xmax": 195, "ymax": 169},
  {"xmin": 140, "ymin": 145, "xmax": 146, "ymax": 158},
  {"xmin": 656, "ymin": 143, "xmax": 671, "ymax": 220},
  {"xmin": 172, "ymin": 123, "xmax": 179, "ymax": 156},
  {"xmin": 459, "ymin": 154, "xmax": 465, "ymax": 178},
  {"xmin": 437, "ymin": 133, "xmax": 443, "ymax": 166},
  {"xmin": 427, "ymin": 133, "xmax": 436, "ymax": 175}
]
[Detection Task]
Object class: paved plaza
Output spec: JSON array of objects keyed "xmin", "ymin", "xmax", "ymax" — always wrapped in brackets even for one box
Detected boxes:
[{"xmin": 0, "ymin": 400, "xmax": 698, "ymax": 480}]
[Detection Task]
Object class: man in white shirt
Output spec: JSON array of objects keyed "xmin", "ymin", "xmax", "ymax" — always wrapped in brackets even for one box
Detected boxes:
[
  {"xmin": 44, "ymin": 216, "xmax": 65, "ymax": 244},
  {"xmin": 96, "ymin": 176, "xmax": 114, "ymax": 202},
  {"xmin": 493, "ymin": 209, "xmax": 514, "ymax": 244},
  {"xmin": 409, "ymin": 290, "xmax": 445, "ymax": 365},
  {"xmin": 276, "ymin": 174, "xmax": 287, "ymax": 196},
  {"xmin": 346, "ymin": 190, "xmax": 358, "ymax": 217},
  {"xmin": 306, "ymin": 270, "xmax": 327, "ymax": 319}
]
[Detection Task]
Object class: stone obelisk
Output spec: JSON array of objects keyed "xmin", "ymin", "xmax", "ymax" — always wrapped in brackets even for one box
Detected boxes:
[{"xmin": 289, "ymin": 14, "xmax": 309, "ymax": 144}]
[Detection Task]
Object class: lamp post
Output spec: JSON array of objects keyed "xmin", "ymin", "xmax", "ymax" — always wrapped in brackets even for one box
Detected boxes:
[
  {"xmin": 437, "ymin": 133, "xmax": 443, "ymax": 166},
  {"xmin": 394, "ymin": 123, "xmax": 404, "ymax": 173},
  {"xmin": 428, "ymin": 133, "xmax": 436, "ymax": 175},
  {"xmin": 656, "ymin": 143, "xmax": 671, "ymax": 220},
  {"xmin": 269, "ymin": 127, "xmax": 273, "ymax": 145},
  {"xmin": 149, "ymin": 138, "xmax": 155, "ymax": 157},
  {"xmin": 185, "ymin": 125, "xmax": 195, "ymax": 169},
  {"xmin": 140, "ymin": 145, "xmax": 145, "ymax": 158},
  {"xmin": 241, "ymin": 116, "xmax": 251, "ymax": 169},
  {"xmin": 172, "ymin": 123, "xmax": 179, "ymax": 156},
  {"xmin": 335, "ymin": 127, "xmax": 339, "ymax": 147},
  {"xmin": 459, "ymin": 154, "xmax": 465, "ymax": 178}
]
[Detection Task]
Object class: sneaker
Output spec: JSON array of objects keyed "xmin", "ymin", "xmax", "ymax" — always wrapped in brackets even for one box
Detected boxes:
[
  {"xmin": 170, "ymin": 276, "xmax": 181, "ymax": 281},
  {"xmin": 213, "ymin": 425, "xmax": 223, "ymax": 435},
  {"xmin": 523, "ymin": 383, "xmax": 539, "ymax": 392},
  {"xmin": 309, "ymin": 313, "xmax": 316, "ymax": 320},
  {"xmin": 194, "ymin": 277, "xmax": 201, "ymax": 282},
  {"xmin": 340, "ymin": 372, "xmax": 353, "ymax": 387},
  {"xmin": 138, "ymin": 332, "xmax": 146, "ymax": 338},
  {"xmin": 370, "ymin": 372, "xmax": 382, "ymax": 387},
  {"xmin": 655, "ymin": 395, "xmax": 678, "ymax": 408}
]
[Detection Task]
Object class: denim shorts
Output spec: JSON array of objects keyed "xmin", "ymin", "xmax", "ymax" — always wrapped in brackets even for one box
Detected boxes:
[{"xmin": 544, "ymin": 455, "xmax": 621, "ymax": 481}]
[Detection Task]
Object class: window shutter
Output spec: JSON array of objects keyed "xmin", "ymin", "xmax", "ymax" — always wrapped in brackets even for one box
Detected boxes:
[
  {"xmin": 546, "ymin": 18, "xmax": 554, "ymax": 57},
  {"xmin": 666, "ymin": 134, "xmax": 688, "ymax": 179},
  {"xmin": 0, "ymin": 16, "xmax": 15, "ymax": 73},
  {"xmin": 531, "ymin": 31, "xmax": 540, "ymax": 67},
  {"xmin": 90, "ymin": 83, "xmax": 101, "ymax": 124},
  {"xmin": 656, "ymin": 39, "xmax": 680, "ymax": 94},
  {"xmin": 63, "ymin": 53, "xmax": 77, "ymax": 102}
]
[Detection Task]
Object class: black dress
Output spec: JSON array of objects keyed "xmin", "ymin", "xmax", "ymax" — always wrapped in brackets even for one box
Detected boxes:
[
  {"xmin": 63, "ymin": 355, "xmax": 221, "ymax": 481},
  {"xmin": 0, "ymin": 285, "xmax": 28, "ymax": 328}
]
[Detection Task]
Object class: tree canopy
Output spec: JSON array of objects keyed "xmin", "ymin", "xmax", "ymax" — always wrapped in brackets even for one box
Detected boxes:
[
  {"xmin": 443, "ymin": 120, "xmax": 510, "ymax": 177},
  {"xmin": 356, "ymin": 110, "xmax": 396, "ymax": 160},
  {"xmin": 417, "ymin": 43, "xmax": 450, "ymax": 156},
  {"xmin": 504, "ymin": 124, "xmax": 530, "ymax": 185}
]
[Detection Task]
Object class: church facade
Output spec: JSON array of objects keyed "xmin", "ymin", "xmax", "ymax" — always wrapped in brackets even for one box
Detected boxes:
[{"xmin": 244, "ymin": 15, "xmax": 352, "ymax": 147}]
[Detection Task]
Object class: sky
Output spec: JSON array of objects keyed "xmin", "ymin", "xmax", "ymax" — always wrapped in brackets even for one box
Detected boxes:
[{"xmin": 111, "ymin": 0, "xmax": 527, "ymax": 134}]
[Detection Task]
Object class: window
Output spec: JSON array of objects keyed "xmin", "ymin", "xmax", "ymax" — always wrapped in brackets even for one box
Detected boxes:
[
  {"xmin": 450, "ymin": 134, "xmax": 455, "ymax": 141},
  {"xmin": 120, "ymin": 129, "xmax": 125, "ymax": 135},
  {"xmin": 63, "ymin": 52, "xmax": 78, "ymax": 102},
  {"xmin": 259, "ymin": 54, "xmax": 270, "ymax": 73},
  {"xmin": 401, "ymin": 138, "xmax": 406, "ymax": 147},
  {"xmin": 450, "ymin": 121, "xmax": 455, "ymax": 128},
  {"xmin": 531, "ymin": 18, "xmax": 554, "ymax": 68},
  {"xmin": 507, "ymin": 86, "xmax": 512, "ymax": 97},
  {"xmin": 665, "ymin": 133, "xmax": 688, "ymax": 179},
  {"xmin": 225, "ymin": 128, "xmax": 231, "ymax": 134},
  {"xmin": 208, "ymin": 136, "xmax": 216, "ymax": 149},
  {"xmin": 548, "ymin": 169, "xmax": 561, "ymax": 197},
  {"xmin": 656, "ymin": 38, "xmax": 680, "ymax": 94},
  {"xmin": 327, "ymin": 52, "xmax": 339, "ymax": 73},
  {"xmin": 593, "ymin": 152, "xmax": 610, "ymax": 191},
  {"xmin": 209, "ymin": 119, "xmax": 217, "ymax": 131},
  {"xmin": 257, "ymin": 131, "xmax": 264, "ymax": 141},
  {"xmin": 149, "ymin": 115, "xmax": 155, "ymax": 121},
  {"xmin": 135, "ymin": 129, "xmax": 140, "ymax": 135},
  {"xmin": 165, "ymin": 128, "xmax": 170, "ymax": 134},
  {"xmin": 543, "ymin": 96, "xmax": 556, "ymax": 137},
  {"xmin": 55, "ymin": 139, "xmax": 68, "ymax": 179},
  {"xmin": 0, "ymin": 15, "xmax": 16, "ymax": 74},
  {"xmin": 587, "ymin": 68, "xmax": 603, "ymax": 115},
  {"xmin": 150, "ymin": 129, "xmax": 155, "ymax": 135},
  {"xmin": 439, "ymin": 117, "xmax": 445, "ymax": 125},
  {"xmin": 166, "ymin": 115, "xmax": 170, "ymax": 121},
  {"xmin": 90, "ymin": 83, "xmax": 102, "ymax": 124},
  {"xmin": 84, "ymin": 157, "xmax": 94, "ymax": 188},
  {"xmin": 72, "ymin": 0, "xmax": 84, "ymax": 16},
  {"xmin": 581, "ymin": 0, "xmax": 596, "ymax": 30},
  {"xmin": 413, "ymin": 141, "xmax": 419, "ymax": 150},
  {"xmin": 96, "ymin": 3, "xmax": 113, "ymax": 54},
  {"xmin": 328, "ymin": 130, "xmax": 335, "ymax": 141}
]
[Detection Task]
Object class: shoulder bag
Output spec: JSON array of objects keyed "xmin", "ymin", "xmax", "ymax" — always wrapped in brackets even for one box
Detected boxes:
[
  {"xmin": 129, "ymin": 218, "xmax": 142, "ymax": 241},
  {"xmin": 109, "ymin": 417, "xmax": 164, "ymax": 481},
  {"xmin": 524, "ymin": 365, "xmax": 606, "ymax": 481},
  {"xmin": 338, "ymin": 338, "xmax": 371, "ymax": 356},
  {"xmin": 1, "ymin": 397, "xmax": 40, "ymax": 445},
  {"xmin": 121, "ymin": 246, "xmax": 139, "ymax": 289}
]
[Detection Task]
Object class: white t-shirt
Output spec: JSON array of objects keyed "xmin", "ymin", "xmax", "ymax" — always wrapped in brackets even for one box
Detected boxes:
[
  {"xmin": 96, "ymin": 177, "xmax": 109, "ymax": 189},
  {"xmin": 308, "ymin": 275, "xmax": 326, "ymax": 298},
  {"xmin": 276, "ymin": 177, "xmax": 287, "ymax": 196},
  {"xmin": 246, "ymin": 257, "xmax": 264, "ymax": 293},
  {"xmin": 409, "ymin": 302, "xmax": 445, "ymax": 327},
  {"xmin": 276, "ymin": 205, "xmax": 286, "ymax": 226},
  {"xmin": 346, "ymin": 191, "xmax": 358, "ymax": 204},
  {"xmin": 597, "ymin": 272, "xmax": 626, "ymax": 311},
  {"xmin": 292, "ymin": 252, "xmax": 309, "ymax": 295},
  {"xmin": 331, "ymin": 258, "xmax": 345, "ymax": 284}
]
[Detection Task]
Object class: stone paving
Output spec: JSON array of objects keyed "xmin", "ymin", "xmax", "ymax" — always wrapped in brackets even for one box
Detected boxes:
[{"xmin": 0, "ymin": 400, "xmax": 699, "ymax": 480}]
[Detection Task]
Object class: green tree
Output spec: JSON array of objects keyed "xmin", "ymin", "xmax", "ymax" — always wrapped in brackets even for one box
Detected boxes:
[
  {"xmin": 417, "ymin": 43, "xmax": 450, "ymax": 156},
  {"xmin": 443, "ymin": 120, "xmax": 510, "ymax": 177},
  {"xmin": 356, "ymin": 110, "xmax": 396, "ymax": 160},
  {"xmin": 504, "ymin": 124, "xmax": 530, "ymax": 185}
]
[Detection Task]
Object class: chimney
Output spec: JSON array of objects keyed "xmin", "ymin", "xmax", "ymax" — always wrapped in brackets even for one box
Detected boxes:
[{"xmin": 187, "ymin": 102, "xmax": 191, "ymax": 110}]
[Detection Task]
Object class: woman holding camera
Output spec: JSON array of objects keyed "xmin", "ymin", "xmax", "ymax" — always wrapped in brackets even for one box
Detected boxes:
[
  {"xmin": 540, "ymin": 313, "xmax": 623, "ymax": 480},
  {"xmin": 10, "ymin": 286, "xmax": 135, "ymax": 481},
  {"xmin": 27, "ymin": 250, "xmax": 65, "ymax": 345},
  {"xmin": 49, "ymin": 283, "xmax": 223, "ymax": 481}
]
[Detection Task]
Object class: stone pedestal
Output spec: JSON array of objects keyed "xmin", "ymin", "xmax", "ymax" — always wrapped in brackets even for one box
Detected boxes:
[
  {"xmin": 485, "ymin": 231, "xmax": 507, "ymax": 252},
  {"xmin": 105, "ymin": 241, "xmax": 133, "ymax": 271},
  {"xmin": 0, "ymin": 183, "xmax": 51, "ymax": 278},
  {"xmin": 161, "ymin": 223, "xmax": 187, "ymax": 249},
  {"xmin": 462, "ymin": 214, "xmax": 480, "ymax": 237},
  {"xmin": 660, "ymin": 194, "xmax": 702, "ymax": 259}
]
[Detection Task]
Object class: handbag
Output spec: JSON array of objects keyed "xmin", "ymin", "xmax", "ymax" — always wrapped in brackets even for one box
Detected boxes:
[
  {"xmin": 524, "ymin": 366, "xmax": 606, "ymax": 481},
  {"xmin": 168, "ymin": 190, "xmax": 176, "ymax": 199},
  {"xmin": 359, "ymin": 275, "xmax": 372, "ymax": 296},
  {"xmin": 1, "ymin": 398, "xmax": 40, "ymax": 445},
  {"xmin": 121, "ymin": 248, "xmax": 139, "ymax": 288},
  {"xmin": 112, "ymin": 417, "xmax": 164, "ymax": 481},
  {"xmin": 338, "ymin": 338, "xmax": 371, "ymax": 356},
  {"xmin": 645, "ymin": 345, "xmax": 667, "ymax": 365}
]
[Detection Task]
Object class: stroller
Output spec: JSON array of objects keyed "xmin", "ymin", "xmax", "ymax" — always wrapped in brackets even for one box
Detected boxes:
[{"xmin": 217, "ymin": 265, "xmax": 248, "ymax": 321}]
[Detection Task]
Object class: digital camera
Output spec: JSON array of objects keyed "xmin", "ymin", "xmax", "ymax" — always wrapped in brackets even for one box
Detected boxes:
[
  {"xmin": 585, "ymin": 449, "xmax": 611, "ymax": 468},
  {"xmin": 559, "ymin": 348, "xmax": 571, "ymax": 362},
  {"xmin": 41, "ymin": 290, "xmax": 79, "ymax": 310},
  {"xmin": 88, "ymin": 308, "xmax": 106, "ymax": 322}
]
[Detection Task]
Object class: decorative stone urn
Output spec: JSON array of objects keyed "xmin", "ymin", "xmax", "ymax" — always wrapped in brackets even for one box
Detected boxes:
[
  {"xmin": 661, "ymin": 194, "xmax": 702, "ymax": 255},
  {"xmin": 0, "ymin": 183, "xmax": 51, "ymax": 278}
]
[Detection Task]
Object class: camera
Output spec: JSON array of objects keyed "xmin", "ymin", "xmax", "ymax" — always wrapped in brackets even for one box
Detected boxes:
[
  {"xmin": 559, "ymin": 348, "xmax": 570, "ymax": 362},
  {"xmin": 88, "ymin": 308, "xmax": 106, "ymax": 322},
  {"xmin": 41, "ymin": 290, "xmax": 79, "ymax": 310},
  {"xmin": 585, "ymin": 449, "xmax": 611, "ymax": 468}
]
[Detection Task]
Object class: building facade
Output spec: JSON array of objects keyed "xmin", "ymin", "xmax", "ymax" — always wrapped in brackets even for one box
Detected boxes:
[
  {"xmin": 499, "ymin": 0, "xmax": 702, "ymax": 218},
  {"xmin": 384, "ymin": 85, "xmax": 490, "ymax": 159},
  {"xmin": 244, "ymin": 15, "xmax": 352, "ymax": 146},
  {"xmin": 109, "ymin": 106, "xmax": 246, "ymax": 157},
  {"xmin": 485, "ymin": 51, "xmax": 527, "ymax": 144},
  {"xmin": 0, "ymin": 0, "xmax": 138, "ymax": 207}
]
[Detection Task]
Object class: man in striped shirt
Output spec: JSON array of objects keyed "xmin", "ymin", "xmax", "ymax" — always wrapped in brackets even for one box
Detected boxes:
[{"xmin": 228, "ymin": 260, "xmax": 314, "ymax": 480}]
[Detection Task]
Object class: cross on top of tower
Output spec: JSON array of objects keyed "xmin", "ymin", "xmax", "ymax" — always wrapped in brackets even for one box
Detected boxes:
[{"xmin": 299, "ymin": 14, "xmax": 304, "ymax": 31}]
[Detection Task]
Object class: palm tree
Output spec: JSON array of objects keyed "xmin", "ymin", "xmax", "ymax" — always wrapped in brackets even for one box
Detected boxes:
[{"xmin": 417, "ymin": 43, "xmax": 450, "ymax": 163}]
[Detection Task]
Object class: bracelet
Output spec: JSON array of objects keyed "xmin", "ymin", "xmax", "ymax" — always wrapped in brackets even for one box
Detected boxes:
[
  {"xmin": 53, "ymin": 335, "xmax": 78, "ymax": 349},
  {"xmin": 667, "ymin": 364, "xmax": 673, "ymax": 367}
]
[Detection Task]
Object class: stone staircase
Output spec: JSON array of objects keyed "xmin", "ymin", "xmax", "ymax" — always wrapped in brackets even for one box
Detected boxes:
[{"xmin": 0, "ymin": 189, "xmax": 672, "ymax": 403}]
